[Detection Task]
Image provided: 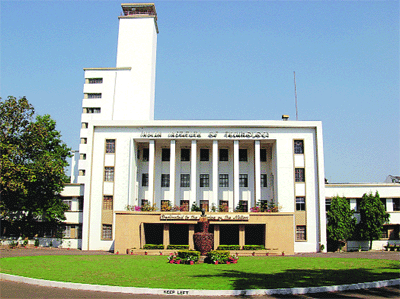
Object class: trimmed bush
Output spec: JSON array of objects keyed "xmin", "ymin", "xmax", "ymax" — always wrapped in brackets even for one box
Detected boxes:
[
  {"xmin": 206, "ymin": 250, "xmax": 230, "ymax": 264},
  {"xmin": 217, "ymin": 245, "xmax": 240, "ymax": 250},
  {"xmin": 177, "ymin": 250, "xmax": 200, "ymax": 263},
  {"xmin": 243, "ymin": 245, "xmax": 265, "ymax": 250},
  {"xmin": 143, "ymin": 244, "xmax": 164, "ymax": 250},
  {"xmin": 167, "ymin": 245, "xmax": 189, "ymax": 250}
]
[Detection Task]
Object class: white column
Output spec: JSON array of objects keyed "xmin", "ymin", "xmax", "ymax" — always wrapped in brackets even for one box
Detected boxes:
[
  {"xmin": 190, "ymin": 140, "xmax": 197, "ymax": 206},
  {"xmin": 212, "ymin": 140, "xmax": 219, "ymax": 208},
  {"xmin": 234, "ymin": 140, "xmax": 240, "ymax": 211},
  {"xmin": 254, "ymin": 140, "xmax": 261, "ymax": 205},
  {"xmin": 170, "ymin": 140, "xmax": 176, "ymax": 206},
  {"xmin": 148, "ymin": 140, "xmax": 155, "ymax": 205}
]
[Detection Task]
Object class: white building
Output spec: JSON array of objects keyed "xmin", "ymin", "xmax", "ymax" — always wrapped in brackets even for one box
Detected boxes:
[{"xmin": 62, "ymin": 3, "xmax": 399, "ymax": 253}]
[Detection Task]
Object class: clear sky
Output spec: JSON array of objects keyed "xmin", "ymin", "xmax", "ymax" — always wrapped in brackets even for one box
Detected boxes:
[{"xmin": 1, "ymin": 0, "xmax": 399, "ymax": 183}]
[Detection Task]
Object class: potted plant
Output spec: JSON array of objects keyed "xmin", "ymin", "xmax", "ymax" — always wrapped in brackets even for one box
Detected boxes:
[{"xmin": 282, "ymin": 251, "xmax": 285, "ymax": 256}]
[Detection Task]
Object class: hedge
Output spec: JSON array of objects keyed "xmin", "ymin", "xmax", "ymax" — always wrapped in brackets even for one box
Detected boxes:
[
  {"xmin": 217, "ymin": 245, "xmax": 240, "ymax": 250},
  {"xmin": 167, "ymin": 245, "xmax": 189, "ymax": 250},
  {"xmin": 143, "ymin": 244, "xmax": 164, "ymax": 250},
  {"xmin": 177, "ymin": 250, "xmax": 200, "ymax": 263},
  {"xmin": 242, "ymin": 245, "xmax": 265, "ymax": 250}
]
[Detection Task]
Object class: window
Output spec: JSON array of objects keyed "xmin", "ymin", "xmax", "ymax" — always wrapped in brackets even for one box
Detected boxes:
[
  {"xmin": 296, "ymin": 197, "xmax": 306, "ymax": 211},
  {"xmin": 239, "ymin": 149, "xmax": 247, "ymax": 162},
  {"xmin": 77, "ymin": 225, "xmax": 82, "ymax": 239},
  {"xmin": 200, "ymin": 200, "xmax": 209, "ymax": 212},
  {"xmin": 180, "ymin": 174, "xmax": 190, "ymax": 187},
  {"xmin": 141, "ymin": 199, "xmax": 149, "ymax": 207},
  {"xmin": 296, "ymin": 226, "xmax": 306, "ymax": 241},
  {"xmin": 219, "ymin": 174, "xmax": 229, "ymax": 187},
  {"xmin": 180, "ymin": 200, "xmax": 189, "ymax": 211},
  {"xmin": 161, "ymin": 174, "xmax": 170, "ymax": 187},
  {"xmin": 79, "ymin": 169, "xmax": 85, "ymax": 176},
  {"xmin": 260, "ymin": 149, "xmax": 267, "ymax": 162},
  {"xmin": 142, "ymin": 148, "xmax": 149, "ymax": 161},
  {"xmin": 295, "ymin": 168, "xmax": 305, "ymax": 182},
  {"xmin": 294, "ymin": 140, "xmax": 304, "ymax": 154},
  {"xmin": 78, "ymin": 197, "xmax": 84, "ymax": 211},
  {"xmin": 104, "ymin": 167, "xmax": 114, "ymax": 181},
  {"xmin": 83, "ymin": 107, "xmax": 101, "ymax": 113},
  {"xmin": 261, "ymin": 174, "xmax": 268, "ymax": 187},
  {"xmin": 239, "ymin": 174, "xmax": 248, "ymax": 187},
  {"xmin": 80, "ymin": 153, "xmax": 86, "ymax": 160},
  {"xmin": 181, "ymin": 148, "xmax": 190, "ymax": 161},
  {"xmin": 162, "ymin": 148, "xmax": 170, "ymax": 161},
  {"xmin": 63, "ymin": 200, "xmax": 72, "ymax": 211},
  {"xmin": 102, "ymin": 224, "xmax": 112, "ymax": 240},
  {"xmin": 103, "ymin": 196, "xmax": 113, "ymax": 210},
  {"xmin": 88, "ymin": 78, "xmax": 103, "ymax": 84},
  {"xmin": 105, "ymin": 139, "xmax": 115, "ymax": 154},
  {"xmin": 64, "ymin": 226, "xmax": 71, "ymax": 238},
  {"xmin": 325, "ymin": 198, "xmax": 331, "ymax": 212},
  {"xmin": 81, "ymin": 122, "xmax": 88, "ymax": 129},
  {"xmin": 381, "ymin": 198, "xmax": 386, "ymax": 211},
  {"xmin": 142, "ymin": 173, "xmax": 149, "ymax": 187},
  {"xmin": 87, "ymin": 93, "xmax": 102, "ymax": 99},
  {"xmin": 200, "ymin": 149, "xmax": 209, "ymax": 161},
  {"xmin": 200, "ymin": 174, "xmax": 210, "ymax": 187},
  {"xmin": 393, "ymin": 198, "xmax": 400, "ymax": 211},
  {"xmin": 219, "ymin": 149, "xmax": 229, "ymax": 161},
  {"xmin": 80, "ymin": 138, "xmax": 87, "ymax": 144}
]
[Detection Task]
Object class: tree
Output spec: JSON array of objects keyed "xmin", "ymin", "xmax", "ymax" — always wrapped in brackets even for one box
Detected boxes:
[
  {"xmin": 326, "ymin": 196, "xmax": 356, "ymax": 251},
  {"xmin": 0, "ymin": 96, "xmax": 71, "ymax": 237},
  {"xmin": 357, "ymin": 192, "xmax": 390, "ymax": 250}
]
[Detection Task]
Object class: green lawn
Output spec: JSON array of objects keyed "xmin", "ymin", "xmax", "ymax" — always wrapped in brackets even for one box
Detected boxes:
[{"xmin": 0, "ymin": 255, "xmax": 398, "ymax": 290}]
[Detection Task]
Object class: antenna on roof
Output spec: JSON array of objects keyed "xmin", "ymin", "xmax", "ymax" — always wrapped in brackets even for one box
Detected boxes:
[{"xmin": 294, "ymin": 71, "xmax": 298, "ymax": 121}]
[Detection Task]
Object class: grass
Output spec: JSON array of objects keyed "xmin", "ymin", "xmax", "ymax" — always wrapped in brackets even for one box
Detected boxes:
[{"xmin": 0, "ymin": 255, "xmax": 398, "ymax": 290}]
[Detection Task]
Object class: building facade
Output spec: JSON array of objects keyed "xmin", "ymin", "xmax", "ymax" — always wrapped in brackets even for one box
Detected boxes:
[{"xmin": 62, "ymin": 3, "xmax": 399, "ymax": 253}]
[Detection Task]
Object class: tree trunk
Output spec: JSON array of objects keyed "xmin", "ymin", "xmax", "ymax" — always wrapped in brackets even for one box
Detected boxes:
[{"xmin": 369, "ymin": 239, "xmax": 372, "ymax": 250}]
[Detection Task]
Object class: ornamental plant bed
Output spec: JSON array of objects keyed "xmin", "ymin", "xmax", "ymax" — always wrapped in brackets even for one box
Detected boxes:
[
  {"xmin": 206, "ymin": 250, "xmax": 239, "ymax": 264},
  {"xmin": 167, "ymin": 250, "xmax": 200, "ymax": 264}
]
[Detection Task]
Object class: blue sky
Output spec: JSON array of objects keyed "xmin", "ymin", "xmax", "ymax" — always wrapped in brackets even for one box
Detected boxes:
[{"xmin": 1, "ymin": 0, "xmax": 399, "ymax": 183}]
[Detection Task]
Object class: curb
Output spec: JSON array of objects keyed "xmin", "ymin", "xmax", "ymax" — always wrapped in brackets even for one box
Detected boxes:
[{"xmin": 1, "ymin": 273, "xmax": 399, "ymax": 296}]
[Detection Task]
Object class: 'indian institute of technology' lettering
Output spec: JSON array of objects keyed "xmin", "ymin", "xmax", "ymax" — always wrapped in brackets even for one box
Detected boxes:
[{"xmin": 224, "ymin": 131, "xmax": 269, "ymax": 138}]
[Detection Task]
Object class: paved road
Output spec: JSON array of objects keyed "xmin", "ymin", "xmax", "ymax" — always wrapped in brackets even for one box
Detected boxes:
[{"xmin": 1, "ymin": 248, "xmax": 399, "ymax": 299}]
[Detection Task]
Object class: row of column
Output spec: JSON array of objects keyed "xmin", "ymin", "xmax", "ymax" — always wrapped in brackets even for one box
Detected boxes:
[
  {"xmin": 145, "ymin": 139, "xmax": 263, "ymax": 207},
  {"xmin": 139, "ymin": 223, "xmax": 266, "ymax": 250}
]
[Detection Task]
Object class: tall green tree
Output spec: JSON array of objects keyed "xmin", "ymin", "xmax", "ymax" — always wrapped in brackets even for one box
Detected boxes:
[
  {"xmin": 326, "ymin": 196, "xmax": 356, "ymax": 251},
  {"xmin": 0, "ymin": 96, "xmax": 71, "ymax": 236},
  {"xmin": 357, "ymin": 192, "xmax": 390, "ymax": 250}
]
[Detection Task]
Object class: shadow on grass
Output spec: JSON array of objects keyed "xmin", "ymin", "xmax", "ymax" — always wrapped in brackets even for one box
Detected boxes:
[{"xmin": 194, "ymin": 266, "xmax": 399, "ymax": 291}]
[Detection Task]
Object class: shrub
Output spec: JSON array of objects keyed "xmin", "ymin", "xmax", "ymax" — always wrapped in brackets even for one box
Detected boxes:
[
  {"xmin": 191, "ymin": 203, "xmax": 201, "ymax": 212},
  {"xmin": 217, "ymin": 245, "xmax": 240, "ymax": 250},
  {"xmin": 177, "ymin": 250, "xmax": 200, "ymax": 263},
  {"xmin": 142, "ymin": 203, "xmax": 158, "ymax": 212},
  {"xmin": 143, "ymin": 244, "xmax": 164, "ymax": 250},
  {"xmin": 34, "ymin": 239, "xmax": 39, "ymax": 247},
  {"xmin": 206, "ymin": 250, "xmax": 230, "ymax": 264},
  {"xmin": 167, "ymin": 245, "xmax": 189, "ymax": 250},
  {"xmin": 242, "ymin": 245, "xmax": 265, "ymax": 250},
  {"xmin": 161, "ymin": 201, "xmax": 172, "ymax": 211}
]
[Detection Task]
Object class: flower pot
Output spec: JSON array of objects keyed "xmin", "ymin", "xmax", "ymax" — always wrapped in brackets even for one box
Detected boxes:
[
  {"xmin": 190, "ymin": 261, "xmax": 194, "ymax": 265},
  {"xmin": 160, "ymin": 252, "xmax": 163, "ymax": 255},
  {"xmin": 145, "ymin": 251, "xmax": 148, "ymax": 255},
  {"xmin": 130, "ymin": 251, "xmax": 133, "ymax": 255},
  {"xmin": 282, "ymin": 252, "xmax": 285, "ymax": 256},
  {"xmin": 214, "ymin": 261, "xmax": 218, "ymax": 265},
  {"xmin": 252, "ymin": 252, "xmax": 255, "ymax": 256},
  {"xmin": 266, "ymin": 253, "xmax": 269, "ymax": 256}
]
